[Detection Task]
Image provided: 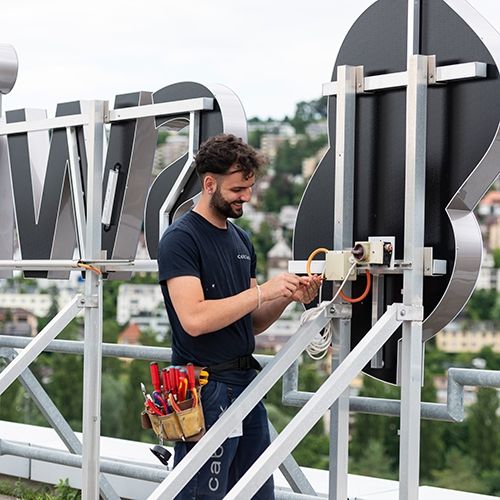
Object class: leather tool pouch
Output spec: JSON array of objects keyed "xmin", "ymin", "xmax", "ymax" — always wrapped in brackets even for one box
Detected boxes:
[{"xmin": 142, "ymin": 391, "xmax": 205, "ymax": 442}]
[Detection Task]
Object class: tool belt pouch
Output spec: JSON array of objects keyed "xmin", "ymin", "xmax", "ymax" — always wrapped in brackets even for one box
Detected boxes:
[{"xmin": 142, "ymin": 395, "xmax": 205, "ymax": 442}]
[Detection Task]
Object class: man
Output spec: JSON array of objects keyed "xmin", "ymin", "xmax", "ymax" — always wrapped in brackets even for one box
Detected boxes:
[{"xmin": 158, "ymin": 133, "xmax": 320, "ymax": 499}]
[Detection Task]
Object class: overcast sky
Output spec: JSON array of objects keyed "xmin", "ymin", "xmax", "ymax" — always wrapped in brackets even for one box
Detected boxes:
[{"xmin": 2, "ymin": 0, "xmax": 500, "ymax": 120}]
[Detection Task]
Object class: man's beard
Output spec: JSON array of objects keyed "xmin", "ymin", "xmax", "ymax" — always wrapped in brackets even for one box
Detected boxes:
[{"xmin": 210, "ymin": 187, "xmax": 244, "ymax": 219}]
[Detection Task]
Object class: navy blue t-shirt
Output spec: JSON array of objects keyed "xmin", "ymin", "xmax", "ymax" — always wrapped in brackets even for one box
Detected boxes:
[{"xmin": 158, "ymin": 210, "xmax": 257, "ymax": 385}]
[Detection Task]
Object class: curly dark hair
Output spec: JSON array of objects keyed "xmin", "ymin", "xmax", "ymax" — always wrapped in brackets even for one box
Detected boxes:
[{"xmin": 195, "ymin": 134, "xmax": 267, "ymax": 180}]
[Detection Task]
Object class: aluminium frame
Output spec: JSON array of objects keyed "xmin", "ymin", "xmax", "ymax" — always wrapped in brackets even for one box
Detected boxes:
[{"xmin": 0, "ymin": 25, "xmax": 495, "ymax": 500}]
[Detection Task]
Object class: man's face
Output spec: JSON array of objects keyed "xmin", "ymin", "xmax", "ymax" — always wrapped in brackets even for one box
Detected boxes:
[{"xmin": 210, "ymin": 169, "xmax": 255, "ymax": 220}]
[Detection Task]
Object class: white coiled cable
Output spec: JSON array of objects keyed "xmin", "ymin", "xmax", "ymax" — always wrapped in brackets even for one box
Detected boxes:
[{"xmin": 302, "ymin": 262, "xmax": 357, "ymax": 360}]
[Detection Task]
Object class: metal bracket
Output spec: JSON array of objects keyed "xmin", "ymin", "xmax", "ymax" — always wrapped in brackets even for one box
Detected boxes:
[
  {"xmin": 355, "ymin": 66, "xmax": 365, "ymax": 93},
  {"xmin": 327, "ymin": 303, "xmax": 352, "ymax": 319},
  {"xmin": 395, "ymin": 304, "xmax": 423, "ymax": 321},
  {"xmin": 78, "ymin": 295, "xmax": 98, "ymax": 309},
  {"xmin": 427, "ymin": 55, "xmax": 437, "ymax": 84}
]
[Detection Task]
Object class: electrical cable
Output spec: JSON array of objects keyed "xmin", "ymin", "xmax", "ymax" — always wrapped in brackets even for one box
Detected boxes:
[
  {"xmin": 339, "ymin": 269, "xmax": 372, "ymax": 303},
  {"xmin": 77, "ymin": 260, "xmax": 102, "ymax": 275},
  {"xmin": 301, "ymin": 261, "xmax": 357, "ymax": 360}
]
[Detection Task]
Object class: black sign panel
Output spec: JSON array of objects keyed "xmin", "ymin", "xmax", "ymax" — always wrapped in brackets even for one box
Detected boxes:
[{"xmin": 293, "ymin": 0, "xmax": 500, "ymax": 383}]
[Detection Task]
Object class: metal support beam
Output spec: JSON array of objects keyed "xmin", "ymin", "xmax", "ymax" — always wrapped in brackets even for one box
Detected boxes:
[
  {"xmin": 0, "ymin": 439, "xmax": 168, "ymax": 483},
  {"xmin": 0, "ymin": 439, "xmax": 322, "ymax": 500},
  {"xmin": 330, "ymin": 64, "xmax": 358, "ymax": 500},
  {"xmin": 224, "ymin": 306, "xmax": 402, "ymax": 500},
  {"xmin": 159, "ymin": 110, "xmax": 200, "ymax": 236},
  {"xmin": 148, "ymin": 311, "xmax": 332, "ymax": 499},
  {"xmin": 322, "ymin": 61, "xmax": 486, "ymax": 96},
  {"xmin": 447, "ymin": 368, "xmax": 500, "ymax": 421},
  {"xmin": 107, "ymin": 97, "xmax": 213, "ymax": 122},
  {"xmin": 66, "ymin": 126, "xmax": 86, "ymax": 257},
  {"xmin": 0, "ymin": 296, "xmax": 80, "ymax": 396},
  {"xmin": 398, "ymin": 54, "xmax": 428, "ymax": 500},
  {"xmin": 0, "ymin": 348, "xmax": 120, "ymax": 500},
  {"xmin": 81, "ymin": 100, "xmax": 105, "ymax": 500},
  {"xmin": 408, "ymin": 0, "xmax": 421, "ymax": 56},
  {"xmin": 0, "ymin": 335, "xmax": 274, "ymax": 366},
  {"xmin": 269, "ymin": 421, "xmax": 317, "ymax": 496}
]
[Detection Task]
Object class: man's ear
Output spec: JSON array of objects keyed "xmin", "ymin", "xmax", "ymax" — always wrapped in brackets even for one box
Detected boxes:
[{"xmin": 204, "ymin": 174, "xmax": 217, "ymax": 194}]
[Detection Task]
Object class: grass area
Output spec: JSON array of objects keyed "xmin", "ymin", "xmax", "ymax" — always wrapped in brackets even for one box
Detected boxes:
[{"xmin": 0, "ymin": 476, "xmax": 80, "ymax": 499}]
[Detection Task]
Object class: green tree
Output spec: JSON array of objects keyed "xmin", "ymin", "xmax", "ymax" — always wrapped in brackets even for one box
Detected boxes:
[
  {"xmin": 43, "ymin": 321, "xmax": 84, "ymax": 431},
  {"xmin": 0, "ymin": 363, "xmax": 22, "ymax": 422},
  {"xmin": 467, "ymin": 387, "xmax": 499, "ymax": 472},
  {"xmin": 350, "ymin": 376, "xmax": 400, "ymax": 472},
  {"xmin": 264, "ymin": 356, "xmax": 329, "ymax": 469},
  {"xmin": 289, "ymin": 97, "xmax": 327, "ymax": 134},
  {"xmin": 432, "ymin": 448, "xmax": 489, "ymax": 494},
  {"xmin": 476, "ymin": 346, "xmax": 500, "ymax": 370},
  {"xmin": 234, "ymin": 218, "xmax": 275, "ymax": 280},
  {"xmin": 248, "ymin": 128, "xmax": 265, "ymax": 149},
  {"xmin": 103, "ymin": 280, "xmax": 122, "ymax": 321},
  {"xmin": 492, "ymin": 248, "xmax": 500, "ymax": 268},
  {"xmin": 261, "ymin": 174, "xmax": 305, "ymax": 213},
  {"xmin": 274, "ymin": 136, "xmax": 328, "ymax": 176},
  {"xmin": 419, "ymin": 370, "xmax": 445, "ymax": 480},
  {"xmin": 350, "ymin": 439, "xmax": 397, "ymax": 480},
  {"xmin": 101, "ymin": 372, "xmax": 126, "ymax": 437},
  {"xmin": 465, "ymin": 289, "xmax": 497, "ymax": 321},
  {"xmin": 102, "ymin": 319, "xmax": 124, "ymax": 376},
  {"xmin": 119, "ymin": 330, "xmax": 164, "ymax": 442}
]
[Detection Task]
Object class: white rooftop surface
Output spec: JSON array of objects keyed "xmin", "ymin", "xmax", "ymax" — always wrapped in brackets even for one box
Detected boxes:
[{"xmin": 0, "ymin": 421, "xmax": 496, "ymax": 499}]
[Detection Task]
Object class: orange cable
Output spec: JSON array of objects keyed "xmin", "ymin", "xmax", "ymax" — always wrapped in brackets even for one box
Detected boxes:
[
  {"xmin": 306, "ymin": 247, "xmax": 329, "ymax": 277},
  {"xmin": 339, "ymin": 269, "xmax": 371, "ymax": 303}
]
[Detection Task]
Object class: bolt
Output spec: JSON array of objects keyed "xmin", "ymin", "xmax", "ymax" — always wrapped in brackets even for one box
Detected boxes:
[{"xmin": 400, "ymin": 309, "xmax": 406, "ymax": 316}]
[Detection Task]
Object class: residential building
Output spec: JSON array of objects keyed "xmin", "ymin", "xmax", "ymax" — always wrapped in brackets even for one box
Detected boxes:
[
  {"xmin": 0, "ymin": 307, "xmax": 38, "ymax": 337},
  {"xmin": 130, "ymin": 311, "xmax": 170, "ymax": 337},
  {"xmin": 302, "ymin": 145, "xmax": 328, "ymax": 178},
  {"xmin": 0, "ymin": 292, "xmax": 52, "ymax": 318},
  {"xmin": 489, "ymin": 217, "xmax": 500, "ymax": 249},
  {"xmin": 153, "ymin": 134, "xmax": 188, "ymax": 175},
  {"xmin": 118, "ymin": 322, "xmax": 141, "ymax": 346},
  {"xmin": 476, "ymin": 252, "xmax": 500, "ymax": 291},
  {"xmin": 305, "ymin": 121, "xmax": 327, "ymax": 139},
  {"xmin": 436, "ymin": 324, "xmax": 500, "ymax": 353},
  {"xmin": 478, "ymin": 190, "xmax": 500, "ymax": 217},
  {"xmin": 267, "ymin": 236, "xmax": 292, "ymax": 279},
  {"xmin": 279, "ymin": 205, "xmax": 298, "ymax": 231},
  {"xmin": 116, "ymin": 284, "xmax": 164, "ymax": 325}
]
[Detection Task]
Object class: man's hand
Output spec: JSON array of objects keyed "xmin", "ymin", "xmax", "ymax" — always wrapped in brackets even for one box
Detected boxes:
[
  {"xmin": 291, "ymin": 275, "xmax": 322, "ymax": 304},
  {"xmin": 259, "ymin": 273, "xmax": 302, "ymax": 302}
]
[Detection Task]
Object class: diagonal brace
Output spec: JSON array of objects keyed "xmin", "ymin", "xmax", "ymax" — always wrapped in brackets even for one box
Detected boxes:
[
  {"xmin": 147, "ymin": 311, "xmax": 332, "ymax": 499},
  {"xmin": 225, "ymin": 305, "xmax": 402, "ymax": 500},
  {"xmin": 0, "ymin": 347, "xmax": 120, "ymax": 500},
  {"xmin": 0, "ymin": 295, "xmax": 81, "ymax": 396}
]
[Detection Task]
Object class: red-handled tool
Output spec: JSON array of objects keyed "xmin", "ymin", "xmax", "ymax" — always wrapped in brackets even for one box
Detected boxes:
[
  {"xmin": 145, "ymin": 396, "xmax": 163, "ymax": 416},
  {"xmin": 161, "ymin": 368, "xmax": 169, "ymax": 396},
  {"xmin": 149, "ymin": 362, "xmax": 161, "ymax": 393},
  {"xmin": 187, "ymin": 363, "xmax": 198, "ymax": 407},
  {"xmin": 168, "ymin": 367, "xmax": 178, "ymax": 400},
  {"xmin": 178, "ymin": 369, "xmax": 188, "ymax": 402}
]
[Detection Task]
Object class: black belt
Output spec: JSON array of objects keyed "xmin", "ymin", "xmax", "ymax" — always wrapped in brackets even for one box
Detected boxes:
[{"xmin": 207, "ymin": 355, "xmax": 262, "ymax": 373}]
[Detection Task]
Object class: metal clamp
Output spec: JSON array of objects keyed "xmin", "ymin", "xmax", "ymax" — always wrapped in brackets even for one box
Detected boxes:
[
  {"xmin": 78, "ymin": 295, "xmax": 98, "ymax": 309},
  {"xmin": 327, "ymin": 303, "xmax": 352, "ymax": 319},
  {"xmin": 395, "ymin": 304, "xmax": 423, "ymax": 321}
]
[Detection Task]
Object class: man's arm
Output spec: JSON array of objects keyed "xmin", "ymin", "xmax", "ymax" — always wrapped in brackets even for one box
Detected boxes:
[
  {"xmin": 251, "ymin": 275, "xmax": 322, "ymax": 335},
  {"xmin": 167, "ymin": 273, "xmax": 303, "ymax": 337}
]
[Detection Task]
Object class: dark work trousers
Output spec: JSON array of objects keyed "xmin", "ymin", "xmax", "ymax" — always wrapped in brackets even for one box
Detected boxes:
[{"xmin": 173, "ymin": 380, "xmax": 275, "ymax": 499}]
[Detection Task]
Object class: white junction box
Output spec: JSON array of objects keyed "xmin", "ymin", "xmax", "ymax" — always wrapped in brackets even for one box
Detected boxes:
[{"xmin": 325, "ymin": 250, "xmax": 357, "ymax": 281}]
